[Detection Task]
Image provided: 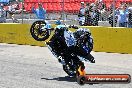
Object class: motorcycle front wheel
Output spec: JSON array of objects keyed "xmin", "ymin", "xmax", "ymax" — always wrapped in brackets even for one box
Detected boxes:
[{"xmin": 30, "ymin": 21, "xmax": 49, "ymax": 41}]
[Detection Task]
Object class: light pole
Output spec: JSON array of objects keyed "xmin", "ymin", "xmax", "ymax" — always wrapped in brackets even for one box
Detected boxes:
[
  {"xmin": 21, "ymin": 0, "xmax": 24, "ymax": 24},
  {"xmin": 62, "ymin": 0, "xmax": 64, "ymax": 24},
  {"xmin": 113, "ymin": 0, "xmax": 115, "ymax": 27}
]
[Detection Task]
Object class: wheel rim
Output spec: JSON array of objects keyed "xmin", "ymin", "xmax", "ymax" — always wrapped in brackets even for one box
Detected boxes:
[{"xmin": 31, "ymin": 21, "xmax": 47, "ymax": 39}]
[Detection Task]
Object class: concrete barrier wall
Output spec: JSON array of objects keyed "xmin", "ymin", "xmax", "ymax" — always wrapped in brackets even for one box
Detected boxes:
[
  {"xmin": 0, "ymin": 24, "xmax": 132, "ymax": 54},
  {"xmin": 81, "ymin": 26, "xmax": 132, "ymax": 54},
  {"xmin": 0, "ymin": 23, "xmax": 44, "ymax": 46}
]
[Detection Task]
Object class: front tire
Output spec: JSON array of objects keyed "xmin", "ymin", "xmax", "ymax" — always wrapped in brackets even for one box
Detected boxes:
[{"xmin": 30, "ymin": 21, "xmax": 49, "ymax": 41}]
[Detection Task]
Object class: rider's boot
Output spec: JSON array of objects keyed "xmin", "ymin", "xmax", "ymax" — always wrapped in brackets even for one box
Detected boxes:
[
  {"xmin": 85, "ymin": 54, "xmax": 95, "ymax": 63},
  {"xmin": 88, "ymin": 54, "xmax": 95, "ymax": 63}
]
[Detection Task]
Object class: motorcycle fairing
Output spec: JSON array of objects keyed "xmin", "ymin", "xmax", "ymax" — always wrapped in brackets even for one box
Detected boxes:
[{"xmin": 64, "ymin": 30, "xmax": 76, "ymax": 47}]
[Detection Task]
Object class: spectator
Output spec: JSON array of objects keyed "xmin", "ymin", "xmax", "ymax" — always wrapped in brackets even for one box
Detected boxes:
[
  {"xmin": 8, "ymin": 2, "xmax": 20, "ymax": 23},
  {"xmin": 0, "ymin": 4, "xmax": 6, "ymax": 23},
  {"xmin": 108, "ymin": 12, "xmax": 118, "ymax": 27},
  {"xmin": 85, "ymin": 3, "xmax": 92, "ymax": 26},
  {"xmin": 100, "ymin": 4, "xmax": 108, "ymax": 21},
  {"xmin": 32, "ymin": 3, "xmax": 46, "ymax": 20},
  {"xmin": 78, "ymin": 2, "xmax": 85, "ymax": 26},
  {"xmin": 128, "ymin": 7, "xmax": 132, "ymax": 28},
  {"xmin": 91, "ymin": 6, "xmax": 100, "ymax": 26},
  {"xmin": 116, "ymin": 4, "xmax": 129, "ymax": 27},
  {"xmin": 8, "ymin": 2, "xmax": 17, "ymax": 18},
  {"xmin": 55, "ymin": 16, "xmax": 61, "ymax": 25}
]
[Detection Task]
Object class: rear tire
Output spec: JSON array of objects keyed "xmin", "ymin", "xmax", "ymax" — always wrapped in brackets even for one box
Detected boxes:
[
  {"xmin": 63, "ymin": 59, "xmax": 85, "ymax": 77},
  {"xmin": 63, "ymin": 65, "xmax": 76, "ymax": 77},
  {"xmin": 77, "ymin": 76, "xmax": 86, "ymax": 85}
]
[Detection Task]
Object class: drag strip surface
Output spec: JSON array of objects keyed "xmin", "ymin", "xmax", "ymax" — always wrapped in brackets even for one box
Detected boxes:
[{"xmin": 0, "ymin": 43, "xmax": 132, "ymax": 88}]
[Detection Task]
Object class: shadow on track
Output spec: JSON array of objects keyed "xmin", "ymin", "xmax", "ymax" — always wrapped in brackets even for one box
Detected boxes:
[{"xmin": 41, "ymin": 76, "xmax": 77, "ymax": 82}]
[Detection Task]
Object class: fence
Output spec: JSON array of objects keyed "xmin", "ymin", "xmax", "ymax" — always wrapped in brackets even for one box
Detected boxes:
[{"xmin": 0, "ymin": 0, "xmax": 131, "ymax": 27}]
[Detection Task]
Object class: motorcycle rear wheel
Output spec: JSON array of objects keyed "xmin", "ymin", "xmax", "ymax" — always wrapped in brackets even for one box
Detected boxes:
[{"xmin": 63, "ymin": 64, "xmax": 77, "ymax": 77}]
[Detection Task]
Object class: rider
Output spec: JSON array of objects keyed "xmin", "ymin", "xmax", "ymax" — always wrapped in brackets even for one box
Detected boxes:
[
  {"xmin": 74, "ymin": 28, "xmax": 95, "ymax": 63},
  {"xmin": 46, "ymin": 24, "xmax": 95, "ymax": 64},
  {"xmin": 78, "ymin": 2, "xmax": 86, "ymax": 26}
]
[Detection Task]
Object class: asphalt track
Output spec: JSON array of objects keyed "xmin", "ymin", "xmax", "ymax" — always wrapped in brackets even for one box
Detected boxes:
[{"xmin": 0, "ymin": 43, "xmax": 132, "ymax": 88}]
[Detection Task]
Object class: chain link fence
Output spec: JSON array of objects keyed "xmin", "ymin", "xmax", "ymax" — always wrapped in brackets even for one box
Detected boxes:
[{"xmin": 0, "ymin": 0, "xmax": 131, "ymax": 27}]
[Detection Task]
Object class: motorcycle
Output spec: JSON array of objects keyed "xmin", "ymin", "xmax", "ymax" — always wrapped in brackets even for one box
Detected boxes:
[{"xmin": 30, "ymin": 20, "xmax": 95, "ymax": 77}]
